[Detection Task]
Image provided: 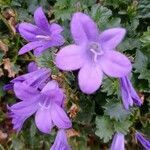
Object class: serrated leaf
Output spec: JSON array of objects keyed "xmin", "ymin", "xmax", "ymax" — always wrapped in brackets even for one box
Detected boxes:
[
  {"xmin": 36, "ymin": 50, "xmax": 59, "ymax": 74},
  {"xmin": 113, "ymin": 119, "xmax": 133, "ymax": 135},
  {"xmin": 134, "ymin": 50, "xmax": 150, "ymax": 87},
  {"xmin": 101, "ymin": 78, "xmax": 119, "ymax": 96},
  {"xmin": 138, "ymin": 0, "xmax": 150, "ymax": 19},
  {"xmin": 104, "ymin": 100, "xmax": 130, "ymax": 121},
  {"xmin": 90, "ymin": 4, "xmax": 112, "ymax": 30},
  {"xmin": 140, "ymin": 27, "xmax": 150, "ymax": 48},
  {"xmin": 95, "ymin": 116, "xmax": 114, "ymax": 143}
]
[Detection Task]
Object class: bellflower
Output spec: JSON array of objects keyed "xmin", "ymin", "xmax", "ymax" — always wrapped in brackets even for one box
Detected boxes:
[
  {"xmin": 135, "ymin": 132, "xmax": 150, "ymax": 150},
  {"xmin": 120, "ymin": 76, "xmax": 142, "ymax": 110},
  {"xmin": 3, "ymin": 62, "xmax": 51, "ymax": 91},
  {"xmin": 50, "ymin": 129, "xmax": 71, "ymax": 150},
  {"xmin": 18, "ymin": 7, "xmax": 64, "ymax": 56},
  {"xmin": 56, "ymin": 12, "xmax": 132, "ymax": 94},
  {"xmin": 110, "ymin": 133, "xmax": 125, "ymax": 150},
  {"xmin": 9, "ymin": 81, "xmax": 72, "ymax": 133}
]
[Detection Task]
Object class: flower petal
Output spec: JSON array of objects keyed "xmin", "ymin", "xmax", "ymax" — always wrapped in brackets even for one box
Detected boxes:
[
  {"xmin": 9, "ymin": 98, "xmax": 38, "ymax": 115},
  {"xmin": 135, "ymin": 132, "xmax": 150, "ymax": 150},
  {"xmin": 34, "ymin": 7, "xmax": 49, "ymax": 32},
  {"xmin": 71, "ymin": 12, "xmax": 99, "ymax": 44},
  {"xmin": 111, "ymin": 133, "xmax": 125, "ymax": 150},
  {"xmin": 33, "ymin": 35, "xmax": 64, "ymax": 56},
  {"xmin": 50, "ymin": 23, "xmax": 63, "ymax": 34},
  {"xmin": 100, "ymin": 28, "xmax": 126, "ymax": 50},
  {"xmin": 27, "ymin": 62, "xmax": 38, "ymax": 72},
  {"xmin": 11, "ymin": 68, "xmax": 50, "ymax": 89},
  {"xmin": 18, "ymin": 23, "xmax": 41, "ymax": 42},
  {"xmin": 14, "ymin": 82, "xmax": 40, "ymax": 101},
  {"xmin": 35, "ymin": 108, "xmax": 54, "ymax": 134},
  {"xmin": 41, "ymin": 81, "xmax": 64, "ymax": 106},
  {"xmin": 56, "ymin": 44, "xmax": 86, "ymax": 71},
  {"xmin": 18, "ymin": 41, "xmax": 46, "ymax": 55},
  {"xmin": 50, "ymin": 129, "xmax": 71, "ymax": 150},
  {"xmin": 51, "ymin": 103, "xmax": 72, "ymax": 129},
  {"xmin": 100, "ymin": 50, "xmax": 132, "ymax": 77},
  {"xmin": 9, "ymin": 100, "xmax": 38, "ymax": 132},
  {"xmin": 78, "ymin": 63, "xmax": 103, "ymax": 94},
  {"xmin": 126, "ymin": 77, "xmax": 142, "ymax": 106},
  {"xmin": 120, "ymin": 77, "xmax": 133, "ymax": 110}
]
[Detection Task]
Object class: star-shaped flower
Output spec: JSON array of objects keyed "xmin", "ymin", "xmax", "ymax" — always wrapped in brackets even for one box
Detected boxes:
[
  {"xmin": 18, "ymin": 7, "xmax": 64, "ymax": 56},
  {"xmin": 55, "ymin": 12, "xmax": 132, "ymax": 94}
]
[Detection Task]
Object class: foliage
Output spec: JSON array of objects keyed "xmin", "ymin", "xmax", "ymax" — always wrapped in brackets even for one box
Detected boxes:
[{"xmin": 0, "ymin": 0, "xmax": 150, "ymax": 149}]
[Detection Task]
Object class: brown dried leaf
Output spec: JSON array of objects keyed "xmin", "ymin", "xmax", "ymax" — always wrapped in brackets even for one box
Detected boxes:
[
  {"xmin": 0, "ymin": 130, "xmax": 7, "ymax": 141},
  {"xmin": 68, "ymin": 103, "xmax": 79, "ymax": 118},
  {"xmin": 2, "ymin": 8, "xmax": 15, "ymax": 19},
  {"xmin": 3, "ymin": 58, "xmax": 16, "ymax": 77},
  {"xmin": 0, "ymin": 40, "xmax": 8, "ymax": 54},
  {"xmin": 0, "ymin": 68, "xmax": 4, "ymax": 77},
  {"xmin": 8, "ymin": 17, "xmax": 16, "ymax": 35},
  {"xmin": 66, "ymin": 129, "xmax": 80, "ymax": 138}
]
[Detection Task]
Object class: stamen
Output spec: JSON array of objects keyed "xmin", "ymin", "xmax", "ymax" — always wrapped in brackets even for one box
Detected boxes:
[
  {"xmin": 89, "ymin": 42, "xmax": 104, "ymax": 62},
  {"xmin": 36, "ymin": 35, "xmax": 51, "ymax": 40},
  {"xmin": 39, "ymin": 98, "xmax": 51, "ymax": 110}
]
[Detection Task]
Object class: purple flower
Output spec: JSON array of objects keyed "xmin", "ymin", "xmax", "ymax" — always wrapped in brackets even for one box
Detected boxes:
[
  {"xmin": 18, "ymin": 7, "xmax": 64, "ymax": 56},
  {"xmin": 55, "ymin": 12, "xmax": 132, "ymax": 94},
  {"xmin": 110, "ymin": 133, "xmax": 125, "ymax": 150},
  {"xmin": 135, "ymin": 132, "xmax": 150, "ymax": 150},
  {"xmin": 120, "ymin": 76, "xmax": 142, "ymax": 110},
  {"xmin": 4, "ymin": 62, "xmax": 51, "ymax": 91},
  {"xmin": 9, "ymin": 80, "xmax": 72, "ymax": 133},
  {"xmin": 50, "ymin": 129, "xmax": 71, "ymax": 150}
]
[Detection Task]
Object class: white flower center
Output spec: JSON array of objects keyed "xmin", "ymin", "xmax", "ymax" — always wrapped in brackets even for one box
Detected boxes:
[
  {"xmin": 89, "ymin": 42, "xmax": 103, "ymax": 62},
  {"xmin": 39, "ymin": 98, "xmax": 51, "ymax": 110}
]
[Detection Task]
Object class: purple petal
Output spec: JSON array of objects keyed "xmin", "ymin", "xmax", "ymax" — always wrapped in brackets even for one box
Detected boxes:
[
  {"xmin": 9, "ymin": 99, "xmax": 38, "ymax": 115},
  {"xmin": 34, "ymin": 7, "xmax": 49, "ymax": 32},
  {"xmin": 35, "ymin": 108, "xmax": 54, "ymax": 134},
  {"xmin": 33, "ymin": 35, "xmax": 64, "ymax": 57},
  {"xmin": 100, "ymin": 50, "xmax": 132, "ymax": 77},
  {"xmin": 71, "ymin": 12, "xmax": 99, "ymax": 44},
  {"xmin": 120, "ymin": 77, "xmax": 133, "ymax": 110},
  {"xmin": 100, "ymin": 28, "xmax": 126, "ymax": 50},
  {"xmin": 11, "ymin": 68, "xmax": 50, "ymax": 88},
  {"xmin": 50, "ymin": 129, "xmax": 71, "ymax": 150},
  {"xmin": 9, "ymin": 99, "xmax": 38, "ymax": 131},
  {"xmin": 135, "ymin": 132, "xmax": 150, "ymax": 150},
  {"xmin": 78, "ymin": 63, "xmax": 103, "ymax": 94},
  {"xmin": 56, "ymin": 44, "xmax": 86, "ymax": 71},
  {"xmin": 18, "ymin": 41, "xmax": 47, "ymax": 55},
  {"xmin": 14, "ymin": 82, "xmax": 40, "ymax": 101},
  {"xmin": 18, "ymin": 23, "xmax": 41, "ymax": 42},
  {"xmin": 41, "ymin": 81, "xmax": 64, "ymax": 106},
  {"xmin": 51, "ymin": 103, "xmax": 72, "ymax": 129},
  {"xmin": 50, "ymin": 23, "xmax": 63, "ymax": 34},
  {"xmin": 27, "ymin": 62, "xmax": 38, "ymax": 72},
  {"xmin": 111, "ymin": 133, "xmax": 125, "ymax": 150},
  {"xmin": 3, "ymin": 83, "xmax": 14, "ymax": 91},
  {"xmin": 126, "ymin": 77, "xmax": 142, "ymax": 106}
]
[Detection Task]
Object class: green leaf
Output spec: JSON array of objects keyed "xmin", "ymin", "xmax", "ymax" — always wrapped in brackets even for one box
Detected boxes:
[
  {"xmin": 138, "ymin": 0, "xmax": 150, "ymax": 19},
  {"xmin": 118, "ymin": 38, "xmax": 141, "ymax": 52},
  {"xmin": 101, "ymin": 78, "xmax": 119, "ymax": 96},
  {"xmin": 134, "ymin": 50, "xmax": 150, "ymax": 87},
  {"xmin": 90, "ymin": 4, "xmax": 112, "ymax": 30},
  {"xmin": 104, "ymin": 100, "xmax": 130, "ymax": 121},
  {"xmin": 140, "ymin": 27, "xmax": 150, "ymax": 48},
  {"xmin": 113, "ymin": 119, "xmax": 133, "ymax": 135},
  {"xmin": 36, "ymin": 50, "xmax": 59, "ymax": 74},
  {"xmin": 95, "ymin": 116, "xmax": 114, "ymax": 143}
]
